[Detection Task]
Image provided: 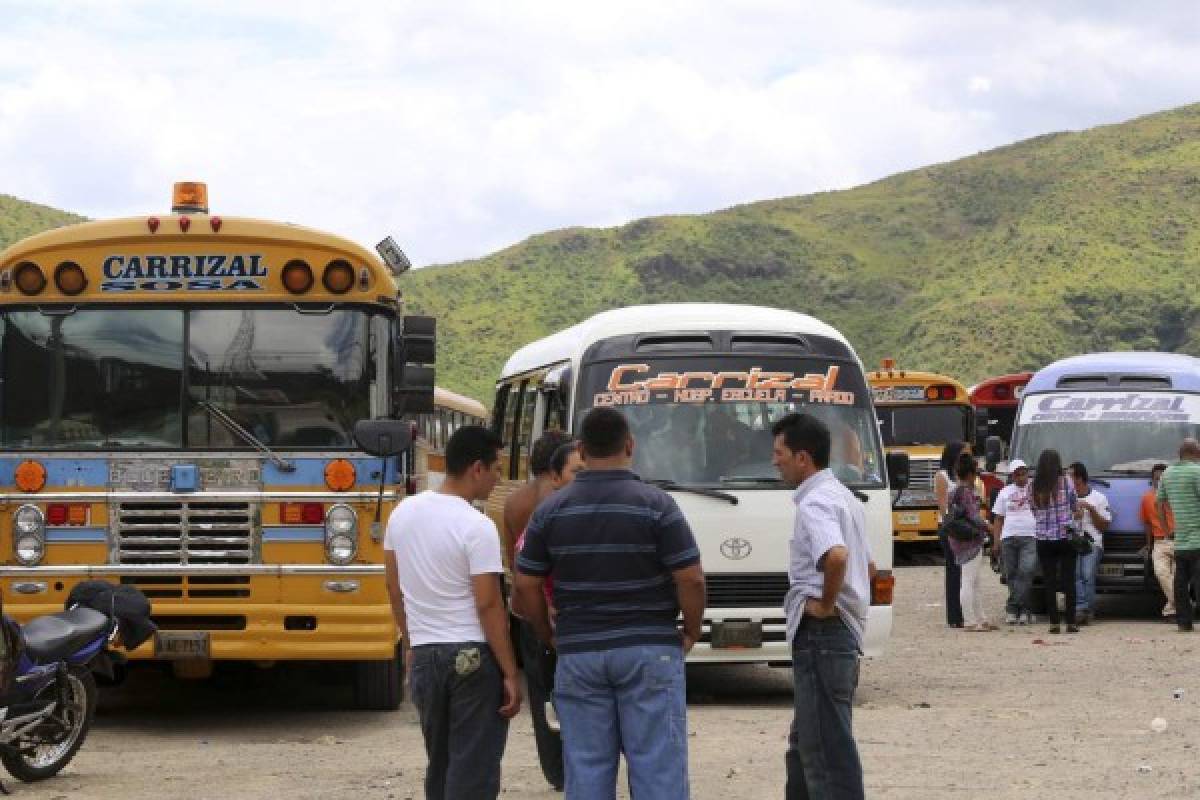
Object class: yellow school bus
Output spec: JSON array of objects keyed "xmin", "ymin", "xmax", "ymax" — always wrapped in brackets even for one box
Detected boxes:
[
  {"xmin": 413, "ymin": 387, "xmax": 489, "ymax": 491},
  {"xmin": 868, "ymin": 360, "xmax": 973, "ymax": 543},
  {"xmin": 0, "ymin": 182, "xmax": 434, "ymax": 709}
]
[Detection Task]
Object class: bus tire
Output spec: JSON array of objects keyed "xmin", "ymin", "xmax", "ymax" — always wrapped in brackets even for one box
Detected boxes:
[{"xmin": 353, "ymin": 647, "xmax": 403, "ymax": 711}]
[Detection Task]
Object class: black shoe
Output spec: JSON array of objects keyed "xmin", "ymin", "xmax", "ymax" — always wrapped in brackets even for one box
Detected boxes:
[
  {"xmin": 1048, "ymin": 625, "xmax": 1061, "ymax": 634},
  {"xmin": 1178, "ymin": 625, "xmax": 1194, "ymax": 633},
  {"xmin": 1076, "ymin": 614, "xmax": 1090, "ymax": 627},
  {"xmin": 1066, "ymin": 625, "xmax": 1080, "ymax": 633}
]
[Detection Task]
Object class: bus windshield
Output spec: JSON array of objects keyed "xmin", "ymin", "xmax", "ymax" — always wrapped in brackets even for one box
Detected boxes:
[
  {"xmin": 579, "ymin": 356, "xmax": 884, "ymax": 488},
  {"xmin": 1013, "ymin": 391, "xmax": 1200, "ymax": 475},
  {"xmin": 0, "ymin": 306, "xmax": 380, "ymax": 449},
  {"xmin": 878, "ymin": 405, "xmax": 970, "ymax": 447}
]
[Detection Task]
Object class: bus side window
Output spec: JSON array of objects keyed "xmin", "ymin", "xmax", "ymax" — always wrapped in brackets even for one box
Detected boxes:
[
  {"xmin": 514, "ymin": 381, "xmax": 539, "ymax": 480},
  {"xmin": 544, "ymin": 387, "xmax": 568, "ymax": 434},
  {"xmin": 498, "ymin": 382, "xmax": 523, "ymax": 480}
]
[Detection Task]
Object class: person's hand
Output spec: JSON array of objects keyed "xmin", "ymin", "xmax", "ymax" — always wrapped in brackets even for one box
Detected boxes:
[
  {"xmin": 804, "ymin": 598, "xmax": 837, "ymax": 618},
  {"xmin": 681, "ymin": 631, "xmax": 698, "ymax": 654},
  {"xmin": 499, "ymin": 672, "xmax": 522, "ymax": 719}
]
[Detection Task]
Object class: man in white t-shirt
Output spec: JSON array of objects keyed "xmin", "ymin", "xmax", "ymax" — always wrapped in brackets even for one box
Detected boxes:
[
  {"xmin": 1070, "ymin": 461, "xmax": 1112, "ymax": 626},
  {"xmin": 384, "ymin": 425, "xmax": 520, "ymax": 800},
  {"xmin": 992, "ymin": 459, "xmax": 1037, "ymax": 625}
]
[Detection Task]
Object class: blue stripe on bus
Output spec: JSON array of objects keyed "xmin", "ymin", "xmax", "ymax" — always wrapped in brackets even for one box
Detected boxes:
[
  {"xmin": 263, "ymin": 457, "xmax": 398, "ymax": 486},
  {"xmin": 46, "ymin": 528, "xmax": 107, "ymax": 543},
  {"xmin": 262, "ymin": 527, "xmax": 325, "ymax": 542},
  {"xmin": 0, "ymin": 459, "xmax": 109, "ymax": 488}
]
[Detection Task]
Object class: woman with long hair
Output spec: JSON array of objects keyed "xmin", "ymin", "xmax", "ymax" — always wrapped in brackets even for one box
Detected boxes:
[
  {"xmin": 936, "ymin": 441, "xmax": 968, "ymax": 627},
  {"xmin": 948, "ymin": 452, "xmax": 994, "ymax": 631},
  {"xmin": 1031, "ymin": 449, "xmax": 1080, "ymax": 633}
]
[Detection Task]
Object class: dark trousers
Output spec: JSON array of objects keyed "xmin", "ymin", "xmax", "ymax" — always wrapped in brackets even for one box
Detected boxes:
[
  {"xmin": 786, "ymin": 617, "xmax": 865, "ymax": 800},
  {"xmin": 519, "ymin": 621, "xmax": 563, "ymax": 787},
  {"xmin": 1036, "ymin": 539, "xmax": 1077, "ymax": 626},
  {"xmin": 939, "ymin": 530, "xmax": 963, "ymax": 626},
  {"xmin": 409, "ymin": 642, "xmax": 510, "ymax": 800},
  {"xmin": 1174, "ymin": 548, "xmax": 1200, "ymax": 630}
]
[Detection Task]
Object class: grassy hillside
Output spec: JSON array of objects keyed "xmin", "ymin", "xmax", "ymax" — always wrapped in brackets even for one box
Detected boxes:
[
  {"xmin": 0, "ymin": 194, "xmax": 85, "ymax": 249},
  {"xmin": 404, "ymin": 103, "xmax": 1200, "ymax": 404}
]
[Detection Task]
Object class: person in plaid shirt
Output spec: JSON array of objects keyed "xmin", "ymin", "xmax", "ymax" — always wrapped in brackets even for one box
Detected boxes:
[{"xmin": 1031, "ymin": 449, "xmax": 1079, "ymax": 634}]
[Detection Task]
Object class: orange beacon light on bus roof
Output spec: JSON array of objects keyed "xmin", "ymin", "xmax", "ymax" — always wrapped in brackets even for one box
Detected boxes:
[{"xmin": 172, "ymin": 182, "xmax": 209, "ymax": 214}]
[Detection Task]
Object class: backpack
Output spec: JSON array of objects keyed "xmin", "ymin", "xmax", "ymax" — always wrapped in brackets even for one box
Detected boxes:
[{"xmin": 941, "ymin": 487, "xmax": 982, "ymax": 542}]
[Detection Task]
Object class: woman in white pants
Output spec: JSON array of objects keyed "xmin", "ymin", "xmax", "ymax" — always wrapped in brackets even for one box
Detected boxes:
[{"xmin": 946, "ymin": 452, "xmax": 994, "ymax": 631}]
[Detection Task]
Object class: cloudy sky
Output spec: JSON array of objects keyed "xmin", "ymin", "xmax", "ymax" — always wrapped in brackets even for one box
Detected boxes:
[{"xmin": 1, "ymin": 1, "xmax": 1198, "ymax": 266}]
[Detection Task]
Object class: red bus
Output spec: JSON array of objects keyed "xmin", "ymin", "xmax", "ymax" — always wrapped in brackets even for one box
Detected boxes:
[{"xmin": 970, "ymin": 372, "xmax": 1032, "ymax": 452}]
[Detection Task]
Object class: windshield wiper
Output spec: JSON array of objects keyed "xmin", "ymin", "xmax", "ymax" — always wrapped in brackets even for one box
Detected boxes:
[
  {"xmin": 721, "ymin": 475, "xmax": 785, "ymax": 484},
  {"xmin": 644, "ymin": 479, "xmax": 738, "ymax": 505},
  {"xmin": 196, "ymin": 400, "xmax": 296, "ymax": 473}
]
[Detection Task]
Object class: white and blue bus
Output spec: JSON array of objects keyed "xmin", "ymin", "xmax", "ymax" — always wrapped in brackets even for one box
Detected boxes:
[{"xmin": 1003, "ymin": 352, "xmax": 1200, "ymax": 599}]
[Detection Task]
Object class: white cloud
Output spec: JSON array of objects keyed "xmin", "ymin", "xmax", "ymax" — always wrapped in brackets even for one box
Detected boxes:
[{"xmin": 0, "ymin": 1, "xmax": 1198, "ymax": 265}]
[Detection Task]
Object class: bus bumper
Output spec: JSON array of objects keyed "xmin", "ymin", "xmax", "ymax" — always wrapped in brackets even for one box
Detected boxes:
[
  {"xmin": 0, "ymin": 565, "xmax": 397, "ymax": 662},
  {"xmin": 686, "ymin": 605, "xmax": 892, "ymax": 664}
]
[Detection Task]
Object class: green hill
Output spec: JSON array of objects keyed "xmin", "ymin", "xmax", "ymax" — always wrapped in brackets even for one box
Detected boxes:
[
  {"xmin": 404, "ymin": 103, "xmax": 1200, "ymax": 404},
  {"xmin": 0, "ymin": 194, "xmax": 85, "ymax": 250}
]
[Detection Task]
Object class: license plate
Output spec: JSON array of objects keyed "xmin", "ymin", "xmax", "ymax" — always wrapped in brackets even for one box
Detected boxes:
[
  {"xmin": 710, "ymin": 621, "xmax": 763, "ymax": 649},
  {"xmin": 1098, "ymin": 564, "xmax": 1124, "ymax": 578},
  {"xmin": 898, "ymin": 512, "xmax": 920, "ymax": 526},
  {"xmin": 154, "ymin": 631, "xmax": 211, "ymax": 659}
]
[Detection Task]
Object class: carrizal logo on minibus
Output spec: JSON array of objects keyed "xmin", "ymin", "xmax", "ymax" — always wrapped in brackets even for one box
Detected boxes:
[
  {"xmin": 594, "ymin": 364, "xmax": 855, "ymax": 406},
  {"xmin": 101, "ymin": 254, "xmax": 268, "ymax": 292}
]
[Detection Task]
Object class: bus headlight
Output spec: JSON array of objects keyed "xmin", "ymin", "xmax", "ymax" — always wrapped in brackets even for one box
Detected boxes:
[
  {"xmin": 13, "ymin": 505, "xmax": 45, "ymax": 565},
  {"xmin": 324, "ymin": 504, "xmax": 358, "ymax": 565}
]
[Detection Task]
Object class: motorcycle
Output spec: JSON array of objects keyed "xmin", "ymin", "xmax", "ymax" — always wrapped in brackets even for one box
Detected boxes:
[{"xmin": 0, "ymin": 605, "xmax": 123, "ymax": 789}]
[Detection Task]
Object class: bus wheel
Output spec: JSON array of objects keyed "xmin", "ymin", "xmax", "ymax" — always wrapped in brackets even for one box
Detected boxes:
[{"xmin": 353, "ymin": 646, "xmax": 403, "ymax": 711}]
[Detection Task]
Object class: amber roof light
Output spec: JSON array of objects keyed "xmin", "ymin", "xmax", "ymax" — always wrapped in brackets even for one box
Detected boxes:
[
  {"xmin": 172, "ymin": 181, "xmax": 209, "ymax": 213},
  {"xmin": 322, "ymin": 260, "xmax": 355, "ymax": 294},
  {"xmin": 14, "ymin": 262, "xmax": 46, "ymax": 295},
  {"xmin": 54, "ymin": 262, "xmax": 88, "ymax": 295},
  {"xmin": 282, "ymin": 260, "xmax": 314, "ymax": 294}
]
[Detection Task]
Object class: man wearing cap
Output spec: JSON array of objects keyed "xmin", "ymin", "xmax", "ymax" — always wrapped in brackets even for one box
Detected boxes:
[{"xmin": 992, "ymin": 459, "xmax": 1037, "ymax": 624}]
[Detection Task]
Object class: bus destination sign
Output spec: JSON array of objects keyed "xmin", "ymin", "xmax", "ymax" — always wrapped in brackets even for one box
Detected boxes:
[
  {"xmin": 593, "ymin": 364, "xmax": 855, "ymax": 407},
  {"xmin": 871, "ymin": 385, "xmax": 926, "ymax": 403},
  {"xmin": 101, "ymin": 254, "xmax": 268, "ymax": 292}
]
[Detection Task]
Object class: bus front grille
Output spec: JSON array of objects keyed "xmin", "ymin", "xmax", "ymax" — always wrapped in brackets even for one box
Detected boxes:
[
  {"xmin": 706, "ymin": 573, "xmax": 790, "ymax": 609},
  {"xmin": 114, "ymin": 501, "xmax": 256, "ymax": 565},
  {"xmin": 906, "ymin": 458, "xmax": 939, "ymax": 491}
]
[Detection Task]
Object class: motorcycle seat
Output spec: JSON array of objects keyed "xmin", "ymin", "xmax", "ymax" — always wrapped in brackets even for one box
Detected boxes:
[{"xmin": 22, "ymin": 607, "xmax": 109, "ymax": 663}]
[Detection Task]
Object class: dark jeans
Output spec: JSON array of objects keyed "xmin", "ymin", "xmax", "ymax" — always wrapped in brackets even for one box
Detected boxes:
[
  {"xmin": 1036, "ymin": 539, "xmax": 1077, "ymax": 625},
  {"xmin": 939, "ymin": 530, "xmax": 963, "ymax": 626},
  {"xmin": 519, "ymin": 621, "xmax": 563, "ymax": 787},
  {"xmin": 1174, "ymin": 548, "xmax": 1200, "ymax": 630},
  {"xmin": 1001, "ymin": 536, "xmax": 1038, "ymax": 616},
  {"xmin": 409, "ymin": 642, "xmax": 510, "ymax": 800},
  {"xmin": 786, "ymin": 617, "xmax": 865, "ymax": 800}
]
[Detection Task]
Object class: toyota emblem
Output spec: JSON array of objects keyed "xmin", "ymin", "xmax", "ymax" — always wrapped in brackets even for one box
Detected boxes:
[{"xmin": 720, "ymin": 537, "xmax": 752, "ymax": 560}]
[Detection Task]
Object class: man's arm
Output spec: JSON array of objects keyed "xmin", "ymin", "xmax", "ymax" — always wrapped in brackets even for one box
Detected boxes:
[
  {"xmin": 807, "ymin": 545, "xmax": 849, "ymax": 617},
  {"xmin": 513, "ymin": 572, "xmax": 554, "ymax": 646},
  {"xmin": 671, "ymin": 564, "xmax": 705, "ymax": 653},
  {"xmin": 384, "ymin": 555, "xmax": 410, "ymax": 670},
  {"xmin": 472, "ymin": 573, "xmax": 522, "ymax": 719},
  {"xmin": 1084, "ymin": 499, "xmax": 1111, "ymax": 532}
]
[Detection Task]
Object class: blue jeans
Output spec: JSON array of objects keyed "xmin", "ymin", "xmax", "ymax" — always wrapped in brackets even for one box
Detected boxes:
[
  {"xmin": 554, "ymin": 644, "xmax": 688, "ymax": 799},
  {"xmin": 787, "ymin": 617, "xmax": 864, "ymax": 800},
  {"xmin": 1001, "ymin": 536, "xmax": 1038, "ymax": 615},
  {"xmin": 1076, "ymin": 546, "xmax": 1103, "ymax": 615}
]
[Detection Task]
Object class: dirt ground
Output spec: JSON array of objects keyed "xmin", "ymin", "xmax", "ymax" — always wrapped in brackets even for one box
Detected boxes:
[{"xmin": 14, "ymin": 565, "xmax": 1200, "ymax": 799}]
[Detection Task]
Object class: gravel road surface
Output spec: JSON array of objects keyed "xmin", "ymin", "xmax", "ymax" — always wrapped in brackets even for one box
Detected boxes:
[{"xmin": 14, "ymin": 566, "xmax": 1200, "ymax": 799}]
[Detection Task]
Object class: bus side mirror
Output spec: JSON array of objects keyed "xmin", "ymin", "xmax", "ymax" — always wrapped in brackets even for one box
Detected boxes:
[
  {"xmin": 392, "ymin": 316, "xmax": 436, "ymax": 416},
  {"xmin": 354, "ymin": 419, "xmax": 414, "ymax": 456},
  {"xmin": 984, "ymin": 435, "xmax": 1004, "ymax": 472},
  {"xmin": 886, "ymin": 452, "xmax": 910, "ymax": 491}
]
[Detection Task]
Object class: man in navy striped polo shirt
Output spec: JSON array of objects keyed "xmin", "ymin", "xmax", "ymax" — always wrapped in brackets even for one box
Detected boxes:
[{"xmin": 514, "ymin": 407, "xmax": 705, "ymax": 800}]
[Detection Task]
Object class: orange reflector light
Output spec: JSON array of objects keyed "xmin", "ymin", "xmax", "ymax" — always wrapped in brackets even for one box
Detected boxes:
[
  {"xmin": 13, "ymin": 262, "xmax": 46, "ymax": 295},
  {"xmin": 15, "ymin": 460, "xmax": 46, "ymax": 493},
  {"xmin": 871, "ymin": 571, "xmax": 895, "ymax": 606},
  {"xmin": 281, "ymin": 503, "xmax": 324, "ymax": 525},
  {"xmin": 325, "ymin": 459, "xmax": 356, "ymax": 492},
  {"xmin": 172, "ymin": 181, "xmax": 209, "ymax": 213},
  {"xmin": 322, "ymin": 260, "xmax": 355, "ymax": 294},
  {"xmin": 282, "ymin": 260, "xmax": 314, "ymax": 294},
  {"xmin": 54, "ymin": 261, "xmax": 88, "ymax": 295},
  {"xmin": 67, "ymin": 504, "xmax": 89, "ymax": 525}
]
